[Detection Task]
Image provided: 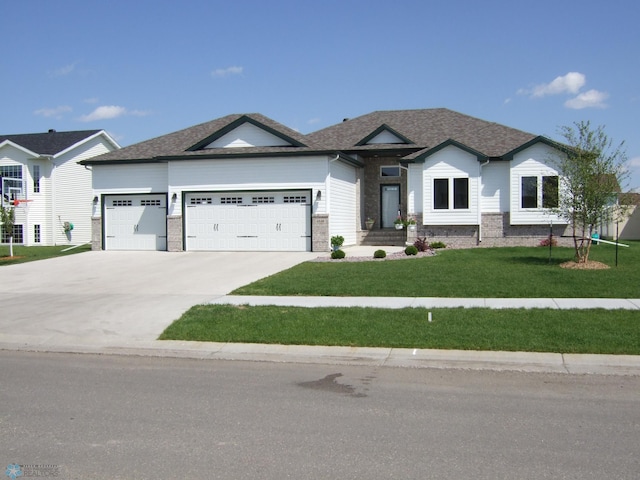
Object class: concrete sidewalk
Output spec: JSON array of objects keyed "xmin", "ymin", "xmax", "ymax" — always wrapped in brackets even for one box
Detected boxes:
[{"xmin": 210, "ymin": 295, "xmax": 640, "ymax": 310}]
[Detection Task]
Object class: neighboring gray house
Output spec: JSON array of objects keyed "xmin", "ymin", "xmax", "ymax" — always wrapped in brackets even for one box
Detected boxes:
[
  {"xmin": 80, "ymin": 109, "xmax": 569, "ymax": 252},
  {"xmin": 1, "ymin": 129, "xmax": 120, "ymax": 246}
]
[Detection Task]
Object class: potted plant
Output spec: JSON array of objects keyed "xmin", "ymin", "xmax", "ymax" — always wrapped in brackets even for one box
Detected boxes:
[
  {"xmin": 330, "ymin": 235, "xmax": 344, "ymax": 252},
  {"xmin": 394, "ymin": 216, "xmax": 404, "ymax": 230},
  {"xmin": 365, "ymin": 217, "xmax": 375, "ymax": 230},
  {"xmin": 405, "ymin": 216, "xmax": 417, "ymax": 231}
]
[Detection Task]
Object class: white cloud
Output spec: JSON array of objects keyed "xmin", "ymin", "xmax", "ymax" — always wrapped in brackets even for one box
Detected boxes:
[
  {"xmin": 79, "ymin": 105, "xmax": 127, "ymax": 122},
  {"xmin": 49, "ymin": 62, "xmax": 78, "ymax": 77},
  {"xmin": 34, "ymin": 105, "xmax": 72, "ymax": 118},
  {"xmin": 211, "ymin": 66, "xmax": 243, "ymax": 78},
  {"xmin": 627, "ymin": 156, "xmax": 640, "ymax": 168},
  {"xmin": 528, "ymin": 72, "xmax": 586, "ymax": 98},
  {"xmin": 307, "ymin": 117, "xmax": 321, "ymax": 125},
  {"xmin": 84, "ymin": 97, "xmax": 100, "ymax": 104},
  {"xmin": 564, "ymin": 89, "xmax": 609, "ymax": 109},
  {"xmin": 78, "ymin": 105, "xmax": 152, "ymax": 122}
]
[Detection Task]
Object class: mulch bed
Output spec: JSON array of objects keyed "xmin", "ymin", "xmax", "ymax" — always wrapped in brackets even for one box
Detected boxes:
[{"xmin": 559, "ymin": 260, "xmax": 610, "ymax": 270}]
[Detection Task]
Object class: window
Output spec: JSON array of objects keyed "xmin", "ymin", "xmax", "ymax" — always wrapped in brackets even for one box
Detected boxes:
[
  {"xmin": 521, "ymin": 175, "xmax": 559, "ymax": 209},
  {"xmin": 253, "ymin": 196, "xmax": 275, "ymax": 204},
  {"xmin": 284, "ymin": 196, "xmax": 307, "ymax": 203},
  {"xmin": 0, "ymin": 165, "xmax": 22, "ymax": 179},
  {"xmin": 140, "ymin": 199, "xmax": 161, "ymax": 206},
  {"xmin": 434, "ymin": 178, "xmax": 468, "ymax": 210},
  {"xmin": 33, "ymin": 165, "xmax": 40, "ymax": 193},
  {"xmin": 112, "ymin": 199, "xmax": 133, "ymax": 207},
  {"xmin": 521, "ymin": 177, "xmax": 538, "ymax": 208},
  {"xmin": 380, "ymin": 166, "xmax": 401, "ymax": 177},
  {"xmin": 1, "ymin": 224, "xmax": 23, "ymax": 244},
  {"xmin": 433, "ymin": 179, "xmax": 449, "ymax": 209},
  {"xmin": 190, "ymin": 197, "xmax": 212, "ymax": 205},
  {"xmin": 453, "ymin": 178, "xmax": 469, "ymax": 209},
  {"xmin": 542, "ymin": 176, "xmax": 559, "ymax": 208},
  {"xmin": 34, "ymin": 225, "xmax": 41, "ymax": 243},
  {"xmin": 220, "ymin": 197, "xmax": 243, "ymax": 204}
]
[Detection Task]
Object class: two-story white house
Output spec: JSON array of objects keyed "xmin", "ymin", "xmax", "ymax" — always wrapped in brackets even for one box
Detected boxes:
[
  {"xmin": 81, "ymin": 109, "xmax": 569, "ymax": 252},
  {"xmin": 1, "ymin": 129, "xmax": 120, "ymax": 246}
]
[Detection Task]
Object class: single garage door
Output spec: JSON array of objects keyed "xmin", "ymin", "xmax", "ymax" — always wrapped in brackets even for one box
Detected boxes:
[
  {"xmin": 104, "ymin": 194, "xmax": 167, "ymax": 250},
  {"xmin": 185, "ymin": 190, "xmax": 311, "ymax": 251}
]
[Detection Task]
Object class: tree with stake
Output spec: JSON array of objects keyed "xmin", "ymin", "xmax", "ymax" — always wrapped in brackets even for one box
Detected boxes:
[
  {"xmin": 554, "ymin": 121, "xmax": 628, "ymax": 263},
  {"xmin": 0, "ymin": 204, "xmax": 15, "ymax": 257}
]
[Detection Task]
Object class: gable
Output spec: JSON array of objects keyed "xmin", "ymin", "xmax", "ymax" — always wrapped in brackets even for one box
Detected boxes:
[
  {"xmin": 356, "ymin": 124, "xmax": 413, "ymax": 146},
  {"xmin": 203, "ymin": 121, "xmax": 294, "ymax": 148}
]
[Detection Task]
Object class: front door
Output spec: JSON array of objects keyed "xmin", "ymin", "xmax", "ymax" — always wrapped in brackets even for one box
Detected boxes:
[{"xmin": 380, "ymin": 185, "xmax": 400, "ymax": 228}]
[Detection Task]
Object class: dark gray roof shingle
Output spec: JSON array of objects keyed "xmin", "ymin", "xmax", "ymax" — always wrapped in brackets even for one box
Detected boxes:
[
  {"xmin": 84, "ymin": 113, "xmax": 322, "ymax": 163},
  {"xmin": 306, "ymin": 108, "xmax": 538, "ymax": 158},
  {"xmin": 0, "ymin": 130, "xmax": 102, "ymax": 156}
]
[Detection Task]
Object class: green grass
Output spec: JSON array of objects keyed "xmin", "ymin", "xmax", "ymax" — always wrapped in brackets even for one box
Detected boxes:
[
  {"xmin": 159, "ymin": 304, "xmax": 640, "ymax": 354},
  {"xmin": 232, "ymin": 242, "xmax": 640, "ymax": 298},
  {"xmin": 0, "ymin": 244, "xmax": 92, "ymax": 265}
]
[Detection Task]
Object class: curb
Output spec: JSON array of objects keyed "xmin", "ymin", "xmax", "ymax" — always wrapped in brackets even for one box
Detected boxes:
[{"xmin": 1, "ymin": 337, "xmax": 639, "ymax": 376}]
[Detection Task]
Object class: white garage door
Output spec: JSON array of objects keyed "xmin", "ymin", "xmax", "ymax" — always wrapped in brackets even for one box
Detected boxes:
[
  {"xmin": 104, "ymin": 194, "xmax": 167, "ymax": 250},
  {"xmin": 185, "ymin": 191, "xmax": 311, "ymax": 251}
]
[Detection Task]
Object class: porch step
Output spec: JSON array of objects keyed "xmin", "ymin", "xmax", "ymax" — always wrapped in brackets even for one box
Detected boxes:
[{"xmin": 359, "ymin": 229, "xmax": 407, "ymax": 246}]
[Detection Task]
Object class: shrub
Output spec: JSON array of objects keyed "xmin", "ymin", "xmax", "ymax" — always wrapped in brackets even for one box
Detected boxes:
[
  {"xmin": 405, "ymin": 245, "xmax": 418, "ymax": 256},
  {"xmin": 330, "ymin": 235, "xmax": 344, "ymax": 250},
  {"xmin": 331, "ymin": 249, "xmax": 346, "ymax": 259},
  {"xmin": 373, "ymin": 249, "xmax": 386, "ymax": 259},
  {"xmin": 413, "ymin": 237, "xmax": 430, "ymax": 252},
  {"xmin": 430, "ymin": 241, "xmax": 446, "ymax": 249},
  {"xmin": 539, "ymin": 236, "xmax": 557, "ymax": 247}
]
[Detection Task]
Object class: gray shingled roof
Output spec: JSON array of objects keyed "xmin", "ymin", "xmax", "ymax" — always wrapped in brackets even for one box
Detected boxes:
[
  {"xmin": 0, "ymin": 130, "xmax": 102, "ymax": 156},
  {"xmin": 83, "ymin": 113, "xmax": 324, "ymax": 163},
  {"xmin": 306, "ymin": 108, "xmax": 538, "ymax": 158}
]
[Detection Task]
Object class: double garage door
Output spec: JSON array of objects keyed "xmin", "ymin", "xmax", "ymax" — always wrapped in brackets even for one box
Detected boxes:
[{"xmin": 185, "ymin": 191, "xmax": 311, "ymax": 251}]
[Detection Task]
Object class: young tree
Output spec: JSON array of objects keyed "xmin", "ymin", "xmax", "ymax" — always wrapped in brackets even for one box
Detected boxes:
[
  {"xmin": 0, "ymin": 204, "xmax": 16, "ymax": 257},
  {"xmin": 554, "ymin": 121, "xmax": 628, "ymax": 263}
]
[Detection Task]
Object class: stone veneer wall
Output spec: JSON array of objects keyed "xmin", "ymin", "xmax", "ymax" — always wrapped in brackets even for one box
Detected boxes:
[
  {"xmin": 91, "ymin": 217, "xmax": 102, "ymax": 250},
  {"xmin": 404, "ymin": 213, "xmax": 573, "ymax": 248},
  {"xmin": 167, "ymin": 215, "xmax": 183, "ymax": 252},
  {"xmin": 312, "ymin": 214, "xmax": 329, "ymax": 252}
]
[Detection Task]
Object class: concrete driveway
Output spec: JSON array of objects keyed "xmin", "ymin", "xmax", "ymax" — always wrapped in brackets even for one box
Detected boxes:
[{"xmin": 0, "ymin": 250, "xmax": 316, "ymax": 348}]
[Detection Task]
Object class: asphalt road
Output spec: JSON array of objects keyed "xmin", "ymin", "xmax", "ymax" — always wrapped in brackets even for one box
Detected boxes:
[{"xmin": 1, "ymin": 351, "xmax": 639, "ymax": 479}]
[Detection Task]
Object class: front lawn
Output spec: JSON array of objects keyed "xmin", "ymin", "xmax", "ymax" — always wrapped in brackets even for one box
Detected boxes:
[
  {"xmin": 0, "ymin": 244, "xmax": 91, "ymax": 265},
  {"xmin": 159, "ymin": 305, "xmax": 640, "ymax": 354},
  {"xmin": 232, "ymin": 242, "xmax": 640, "ymax": 298}
]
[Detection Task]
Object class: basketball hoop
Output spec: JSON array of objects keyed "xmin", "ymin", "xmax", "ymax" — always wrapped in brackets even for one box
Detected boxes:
[{"xmin": 12, "ymin": 199, "xmax": 33, "ymax": 207}]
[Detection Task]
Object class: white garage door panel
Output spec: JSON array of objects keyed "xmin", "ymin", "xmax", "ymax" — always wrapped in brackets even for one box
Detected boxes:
[
  {"xmin": 185, "ymin": 191, "xmax": 311, "ymax": 251},
  {"xmin": 105, "ymin": 195, "xmax": 167, "ymax": 251}
]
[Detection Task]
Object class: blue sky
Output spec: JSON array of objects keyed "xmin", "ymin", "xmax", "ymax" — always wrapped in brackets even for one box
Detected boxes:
[{"xmin": 4, "ymin": 0, "xmax": 640, "ymax": 189}]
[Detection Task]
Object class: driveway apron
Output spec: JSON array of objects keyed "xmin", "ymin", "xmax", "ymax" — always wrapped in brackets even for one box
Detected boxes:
[{"xmin": 0, "ymin": 250, "xmax": 315, "ymax": 347}]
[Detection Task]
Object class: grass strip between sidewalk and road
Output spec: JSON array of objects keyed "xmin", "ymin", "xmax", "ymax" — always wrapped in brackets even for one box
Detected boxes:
[{"xmin": 159, "ymin": 305, "xmax": 640, "ymax": 355}]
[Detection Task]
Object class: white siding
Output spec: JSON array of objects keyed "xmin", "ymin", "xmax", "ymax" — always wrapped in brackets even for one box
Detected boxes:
[
  {"xmin": 206, "ymin": 123, "xmax": 292, "ymax": 148},
  {"xmin": 407, "ymin": 163, "xmax": 422, "ymax": 215},
  {"xmin": 366, "ymin": 130, "xmax": 405, "ymax": 144},
  {"xmin": 328, "ymin": 160, "xmax": 357, "ymax": 246},
  {"xmin": 422, "ymin": 146, "xmax": 480, "ymax": 225},
  {"xmin": 481, "ymin": 161, "xmax": 510, "ymax": 213},
  {"xmin": 509, "ymin": 143, "xmax": 564, "ymax": 225}
]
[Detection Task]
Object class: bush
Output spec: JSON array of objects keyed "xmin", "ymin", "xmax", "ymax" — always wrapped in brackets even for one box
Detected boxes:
[
  {"xmin": 405, "ymin": 245, "xmax": 418, "ymax": 256},
  {"xmin": 373, "ymin": 249, "xmax": 386, "ymax": 259},
  {"xmin": 331, "ymin": 249, "xmax": 346, "ymax": 259},
  {"xmin": 331, "ymin": 235, "xmax": 344, "ymax": 250},
  {"xmin": 430, "ymin": 241, "xmax": 446, "ymax": 249},
  {"xmin": 413, "ymin": 237, "xmax": 431, "ymax": 252}
]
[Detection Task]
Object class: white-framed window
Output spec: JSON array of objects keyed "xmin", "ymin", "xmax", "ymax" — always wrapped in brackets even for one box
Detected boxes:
[
  {"xmin": 1, "ymin": 224, "xmax": 23, "ymax": 243},
  {"xmin": 33, "ymin": 165, "xmax": 40, "ymax": 193},
  {"xmin": 34, "ymin": 224, "xmax": 41, "ymax": 243},
  {"xmin": 434, "ymin": 177, "xmax": 469, "ymax": 210},
  {"xmin": 521, "ymin": 175, "xmax": 559, "ymax": 209},
  {"xmin": 380, "ymin": 166, "xmax": 401, "ymax": 177}
]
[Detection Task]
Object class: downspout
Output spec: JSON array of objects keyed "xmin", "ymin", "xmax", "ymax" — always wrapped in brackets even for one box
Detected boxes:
[{"xmin": 478, "ymin": 158, "xmax": 490, "ymax": 243}]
